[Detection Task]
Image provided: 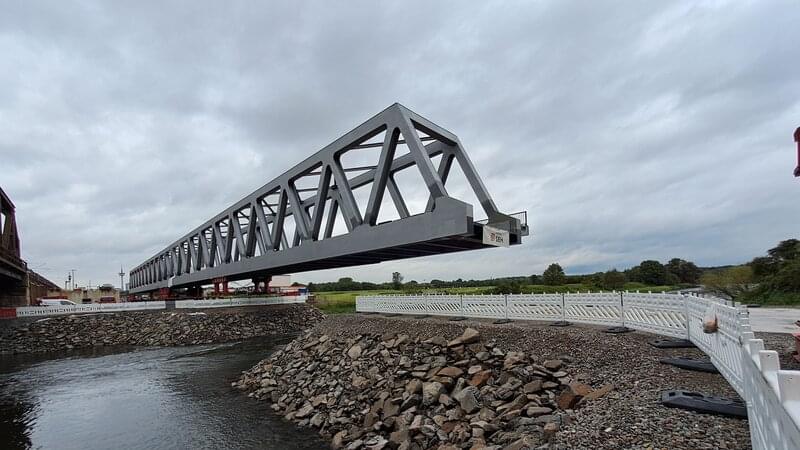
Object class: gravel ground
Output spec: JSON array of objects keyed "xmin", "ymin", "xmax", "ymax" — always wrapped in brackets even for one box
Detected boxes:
[{"xmin": 314, "ymin": 314, "xmax": 754, "ymax": 450}]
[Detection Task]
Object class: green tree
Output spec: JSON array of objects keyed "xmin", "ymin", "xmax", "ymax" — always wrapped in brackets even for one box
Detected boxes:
[
  {"xmin": 767, "ymin": 239, "xmax": 800, "ymax": 262},
  {"xmin": 542, "ymin": 263, "xmax": 566, "ymax": 286},
  {"xmin": 701, "ymin": 266, "xmax": 754, "ymax": 299},
  {"xmin": 665, "ymin": 258, "xmax": 702, "ymax": 284},
  {"xmin": 762, "ymin": 259, "xmax": 800, "ymax": 293},
  {"xmin": 750, "ymin": 256, "xmax": 780, "ymax": 281},
  {"xmin": 391, "ymin": 272, "xmax": 404, "ymax": 290},
  {"xmin": 624, "ymin": 266, "xmax": 642, "ymax": 283},
  {"xmin": 639, "ymin": 260, "xmax": 667, "ymax": 285},
  {"xmin": 601, "ymin": 269, "xmax": 626, "ymax": 291}
]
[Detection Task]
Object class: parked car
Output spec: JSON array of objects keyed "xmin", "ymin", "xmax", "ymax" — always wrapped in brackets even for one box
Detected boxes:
[{"xmin": 40, "ymin": 299, "xmax": 78, "ymax": 307}]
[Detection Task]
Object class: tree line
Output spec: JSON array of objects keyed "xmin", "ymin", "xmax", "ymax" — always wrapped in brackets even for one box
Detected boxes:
[
  {"xmin": 307, "ymin": 238, "xmax": 799, "ymax": 304},
  {"xmin": 307, "ymin": 258, "xmax": 702, "ymax": 293}
]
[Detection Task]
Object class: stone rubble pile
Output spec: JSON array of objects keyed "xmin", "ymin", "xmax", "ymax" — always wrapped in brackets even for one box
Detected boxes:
[
  {"xmin": 236, "ymin": 327, "xmax": 613, "ymax": 450},
  {"xmin": 0, "ymin": 305, "xmax": 323, "ymax": 354}
]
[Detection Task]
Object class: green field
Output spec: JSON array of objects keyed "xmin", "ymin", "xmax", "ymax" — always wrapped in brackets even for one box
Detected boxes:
[{"xmin": 312, "ymin": 283, "xmax": 680, "ymax": 314}]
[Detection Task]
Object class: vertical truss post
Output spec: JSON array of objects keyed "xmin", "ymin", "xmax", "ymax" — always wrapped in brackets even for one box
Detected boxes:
[{"xmin": 364, "ymin": 127, "xmax": 400, "ymax": 225}]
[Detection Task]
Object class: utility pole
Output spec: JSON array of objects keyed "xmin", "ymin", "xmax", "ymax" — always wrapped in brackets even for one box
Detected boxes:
[{"xmin": 70, "ymin": 269, "xmax": 76, "ymax": 290}]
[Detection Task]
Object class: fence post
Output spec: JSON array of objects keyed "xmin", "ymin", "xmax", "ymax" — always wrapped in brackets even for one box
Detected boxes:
[
  {"xmin": 459, "ymin": 294, "xmax": 464, "ymax": 317},
  {"xmin": 561, "ymin": 292, "xmax": 566, "ymax": 321},
  {"xmin": 504, "ymin": 294, "xmax": 509, "ymax": 320},
  {"xmin": 683, "ymin": 294, "xmax": 691, "ymax": 341},
  {"xmin": 619, "ymin": 291, "xmax": 625, "ymax": 328}
]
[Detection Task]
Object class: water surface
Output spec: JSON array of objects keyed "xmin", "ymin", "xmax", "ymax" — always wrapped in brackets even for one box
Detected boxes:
[{"xmin": 0, "ymin": 337, "xmax": 326, "ymax": 450}]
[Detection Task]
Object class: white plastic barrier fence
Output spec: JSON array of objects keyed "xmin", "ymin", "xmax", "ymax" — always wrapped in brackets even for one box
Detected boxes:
[
  {"xmin": 355, "ymin": 291, "xmax": 800, "ymax": 450},
  {"xmin": 462, "ymin": 294, "xmax": 506, "ymax": 319},
  {"xmin": 425, "ymin": 295, "xmax": 462, "ymax": 317},
  {"xmin": 507, "ymin": 293, "xmax": 562, "ymax": 321},
  {"xmin": 685, "ymin": 294, "xmax": 745, "ymax": 394},
  {"xmin": 564, "ymin": 292, "xmax": 622, "ymax": 326},
  {"xmin": 623, "ymin": 291, "xmax": 688, "ymax": 339},
  {"xmin": 13, "ymin": 296, "xmax": 307, "ymax": 318}
]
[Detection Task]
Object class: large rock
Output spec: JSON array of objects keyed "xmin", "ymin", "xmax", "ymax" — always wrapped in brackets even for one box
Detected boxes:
[
  {"xmin": 469, "ymin": 370, "xmax": 492, "ymax": 387},
  {"xmin": 347, "ymin": 344, "xmax": 362, "ymax": 359},
  {"xmin": 453, "ymin": 385, "xmax": 481, "ymax": 413},
  {"xmin": 448, "ymin": 328, "xmax": 480, "ymax": 347},
  {"xmin": 543, "ymin": 359, "xmax": 563, "ymax": 371},
  {"xmin": 523, "ymin": 380, "xmax": 542, "ymax": 394},
  {"xmin": 405, "ymin": 379, "xmax": 423, "ymax": 394},
  {"xmin": 582, "ymin": 384, "xmax": 614, "ymax": 401},
  {"xmin": 556, "ymin": 390, "xmax": 579, "ymax": 410},
  {"xmin": 503, "ymin": 352, "xmax": 525, "ymax": 369},
  {"xmin": 437, "ymin": 366, "xmax": 464, "ymax": 378},
  {"xmin": 295, "ymin": 404, "xmax": 314, "ymax": 418},
  {"xmin": 423, "ymin": 381, "xmax": 445, "ymax": 406}
]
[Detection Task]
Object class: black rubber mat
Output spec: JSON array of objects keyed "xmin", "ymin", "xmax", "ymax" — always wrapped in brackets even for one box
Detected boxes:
[
  {"xmin": 660, "ymin": 357, "xmax": 719, "ymax": 374},
  {"xmin": 661, "ymin": 390, "xmax": 746, "ymax": 418},
  {"xmin": 649, "ymin": 338, "xmax": 696, "ymax": 349},
  {"xmin": 603, "ymin": 326, "xmax": 634, "ymax": 334}
]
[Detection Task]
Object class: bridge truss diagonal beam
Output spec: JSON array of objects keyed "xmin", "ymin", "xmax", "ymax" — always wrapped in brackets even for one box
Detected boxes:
[{"xmin": 129, "ymin": 103, "xmax": 527, "ymax": 294}]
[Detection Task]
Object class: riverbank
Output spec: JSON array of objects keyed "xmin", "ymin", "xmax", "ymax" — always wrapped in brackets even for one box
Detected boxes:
[
  {"xmin": 238, "ymin": 314, "xmax": 756, "ymax": 450},
  {"xmin": 0, "ymin": 304, "xmax": 323, "ymax": 354}
]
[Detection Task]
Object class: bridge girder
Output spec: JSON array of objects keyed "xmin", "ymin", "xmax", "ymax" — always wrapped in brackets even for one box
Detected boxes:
[{"xmin": 129, "ymin": 104, "xmax": 527, "ymax": 294}]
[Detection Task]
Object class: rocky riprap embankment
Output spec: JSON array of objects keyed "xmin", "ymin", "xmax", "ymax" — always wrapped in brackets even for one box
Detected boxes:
[
  {"xmin": 238, "ymin": 314, "xmax": 753, "ymax": 450},
  {"xmin": 0, "ymin": 304, "xmax": 323, "ymax": 354},
  {"xmin": 236, "ymin": 327, "xmax": 612, "ymax": 450}
]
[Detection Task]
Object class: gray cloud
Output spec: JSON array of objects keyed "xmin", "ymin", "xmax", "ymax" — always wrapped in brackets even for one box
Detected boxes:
[{"xmin": 1, "ymin": 0, "xmax": 798, "ymax": 288}]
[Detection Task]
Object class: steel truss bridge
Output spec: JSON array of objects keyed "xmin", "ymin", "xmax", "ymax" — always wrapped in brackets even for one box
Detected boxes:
[{"xmin": 129, "ymin": 104, "xmax": 527, "ymax": 295}]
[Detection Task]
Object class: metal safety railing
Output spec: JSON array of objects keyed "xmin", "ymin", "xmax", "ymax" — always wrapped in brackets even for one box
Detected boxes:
[{"xmin": 355, "ymin": 291, "xmax": 800, "ymax": 450}]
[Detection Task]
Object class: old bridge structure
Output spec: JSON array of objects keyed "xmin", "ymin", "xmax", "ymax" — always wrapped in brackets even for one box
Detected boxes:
[
  {"xmin": 0, "ymin": 188, "xmax": 28, "ymax": 306},
  {"xmin": 129, "ymin": 104, "xmax": 527, "ymax": 296}
]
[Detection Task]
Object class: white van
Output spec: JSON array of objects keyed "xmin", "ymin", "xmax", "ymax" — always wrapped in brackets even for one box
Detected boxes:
[{"xmin": 40, "ymin": 299, "xmax": 78, "ymax": 307}]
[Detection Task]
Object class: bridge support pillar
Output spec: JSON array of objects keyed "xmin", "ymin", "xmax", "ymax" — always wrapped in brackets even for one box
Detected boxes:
[
  {"xmin": 212, "ymin": 277, "xmax": 229, "ymax": 296},
  {"xmin": 252, "ymin": 275, "xmax": 271, "ymax": 294},
  {"xmin": 0, "ymin": 276, "xmax": 27, "ymax": 307}
]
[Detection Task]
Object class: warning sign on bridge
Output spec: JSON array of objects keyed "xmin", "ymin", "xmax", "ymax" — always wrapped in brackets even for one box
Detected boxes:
[{"xmin": 482, "ymin": 225, "xmax": 510, "ymax": 247}]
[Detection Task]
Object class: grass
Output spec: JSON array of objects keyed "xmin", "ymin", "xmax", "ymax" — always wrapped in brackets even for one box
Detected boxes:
[{"xmin": 311, "ymin": 283, "xmax": 683, "ymax": 314}]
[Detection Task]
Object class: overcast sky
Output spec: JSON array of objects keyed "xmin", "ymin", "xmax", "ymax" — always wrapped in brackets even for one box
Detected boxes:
[{"xmin": 2, "ymin": 1, "xmax": 798, "ymax": 288}]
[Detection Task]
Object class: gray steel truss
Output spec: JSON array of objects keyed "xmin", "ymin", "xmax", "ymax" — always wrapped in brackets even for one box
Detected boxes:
[{"xmin": 129, "ymin": 104, "xmax": 527, "ymax": 293}]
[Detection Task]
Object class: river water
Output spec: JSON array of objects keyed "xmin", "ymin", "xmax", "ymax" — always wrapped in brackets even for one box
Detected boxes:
[{"xmin": 0, "ymin": 336, "xmax": 327, "ymax": 450}]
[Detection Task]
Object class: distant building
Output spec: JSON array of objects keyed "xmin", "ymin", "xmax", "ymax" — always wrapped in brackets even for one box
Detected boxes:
[
  {"xmin": 62, "ymin": 284, "xmax": 121, "ymax": 304},
  {"xmin": 26, "ymin": 270, "xmax": 62, "ymax": 306},
  {"xmin": 267, "ymin": 276, "xmax": 307, "ymax": 296}
]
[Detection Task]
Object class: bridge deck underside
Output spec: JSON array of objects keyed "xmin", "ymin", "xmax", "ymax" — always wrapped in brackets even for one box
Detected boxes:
[
  {"xmin": 132, "ymin": 199, "xmax": 520, "ymax": 293},
  {"xmin": 0, "ymin": 256, "xmax": 25, "ymax": 281}
]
